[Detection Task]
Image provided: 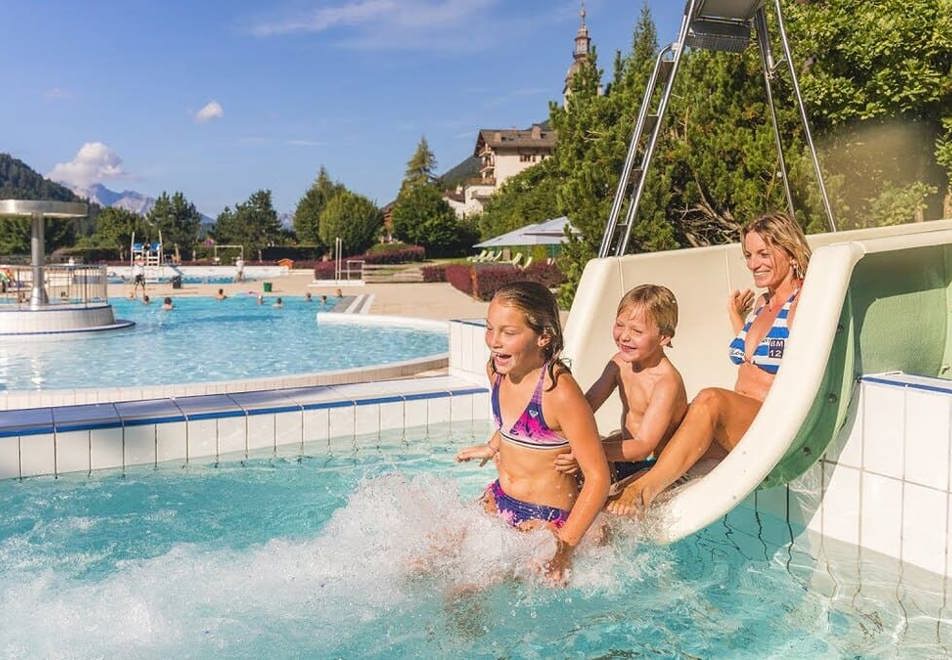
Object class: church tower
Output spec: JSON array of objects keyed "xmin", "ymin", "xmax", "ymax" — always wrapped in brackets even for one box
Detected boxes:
[{"xmin": 563, "ymin": 3, "xmax": 595, "ymax": 106}]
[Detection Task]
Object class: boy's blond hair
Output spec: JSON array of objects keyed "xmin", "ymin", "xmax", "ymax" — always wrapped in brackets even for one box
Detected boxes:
[{"xmin": 616, "ymin": 284, "xmax": 678, "ymax": 342}]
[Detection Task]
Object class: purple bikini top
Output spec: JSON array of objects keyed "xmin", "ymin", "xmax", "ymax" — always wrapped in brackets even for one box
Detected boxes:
[{"xmin": 491, "ymin": 365, "xmax": 569, "ymax": 450}]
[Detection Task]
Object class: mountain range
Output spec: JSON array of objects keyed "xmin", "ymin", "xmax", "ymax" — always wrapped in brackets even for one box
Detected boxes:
[{"xmin": 70, "ymin": 183, "xmax": 155, "ymax": 215}]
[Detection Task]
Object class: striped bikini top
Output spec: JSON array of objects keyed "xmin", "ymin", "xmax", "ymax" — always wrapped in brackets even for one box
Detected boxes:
[
  {"xmin": 728, "ymin": 290, "xmax": 799, "ymax": 375},
  {"xmin": 491, "ymin": 365, "xmax": 569, "ymax": 450}
]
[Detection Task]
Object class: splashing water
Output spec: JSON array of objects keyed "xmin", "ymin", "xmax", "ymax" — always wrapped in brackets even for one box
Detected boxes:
[{"xmin": 0, "ymin": 425, "xmax": 948, "ymax": 657}]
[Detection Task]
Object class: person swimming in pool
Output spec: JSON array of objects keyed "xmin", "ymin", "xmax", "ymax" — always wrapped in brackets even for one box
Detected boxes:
[
  {"xmin": 456, "ymin": 281, "xmax": 609, "ymax": 583},
  {"xmin": 609, "ymin": 211, "xmax": 810, "ymax": 514}
]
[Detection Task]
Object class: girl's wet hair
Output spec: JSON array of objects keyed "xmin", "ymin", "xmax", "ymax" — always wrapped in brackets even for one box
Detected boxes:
[
  {"xmin": 742, "ymin": 212, "xmax": 811, "ymax": 280},
  {"xmin": 490, "ymin": 281, "xmax": 569, "ymax": 389}
]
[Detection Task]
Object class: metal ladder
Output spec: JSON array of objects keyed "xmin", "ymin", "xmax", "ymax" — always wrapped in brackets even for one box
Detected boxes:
[{"xmin": 599, "ymin": 0, "xmax": 836, "ymax": 259}]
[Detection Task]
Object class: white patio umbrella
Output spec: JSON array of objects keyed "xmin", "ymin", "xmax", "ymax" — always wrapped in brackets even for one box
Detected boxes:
[{"xmin": 473, "ymin": 216, "xmax": 575, "ymax": 248}]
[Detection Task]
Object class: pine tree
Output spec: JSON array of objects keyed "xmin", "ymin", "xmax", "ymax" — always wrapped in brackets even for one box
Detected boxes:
[
  {"xmin": 293, "ymin": 166, "xmax": 343, "ymax": 248},
  {"xmin": 146, "ymin": 192, "xmax": 201, "ymax": 251},
  {"xmin": 213, "ymin": 190, "xmax": 283, "ymax": 254},
  {"xmin": 402, "ymin": 137, "xmax": 437, "ymax": 191}
]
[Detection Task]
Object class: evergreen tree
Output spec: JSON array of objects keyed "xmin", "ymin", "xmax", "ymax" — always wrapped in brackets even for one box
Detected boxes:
[
  {"xmin": 318, "ymin": 190, "xmax": 381, "ymax": 255},
  {"xmin": 401, "ymin": 136, "xmax": 438, "ymax": 191},
  {"xmin": 213, "ymin": 190, "xmax": 284, "ymax": 254},
  {"xmin": 391, "ymin": 184, "xmax": 476, "ymax": 257},
  {"xmin": 783, "ymin": 0, "xmax": 952, "ymax": 220},
  {"xmin": 293, "ymin": 166, "xmax": 343, "ymax": 247},
  {"xmin": 0, "ymin": 153, "xmax": 83, "ymax": 254},
  {"xmin": 91, "ymin": 207, "xmax": 142, "ymax": 260},
  {"xmin": 146, "ymin": 192, "xmax": 201, "ymax": 251}
]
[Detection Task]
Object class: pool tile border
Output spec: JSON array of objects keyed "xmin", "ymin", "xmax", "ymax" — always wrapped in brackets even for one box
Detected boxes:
[{"xmin": 0, "ymin": 375, "xmax": 490, "ymax": 479}]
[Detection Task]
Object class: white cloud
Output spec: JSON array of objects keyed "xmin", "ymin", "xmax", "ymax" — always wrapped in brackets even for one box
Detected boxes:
[
  {"xmin": 43, "ymin": 87, "xmax": 72, "ymax": 100},
  {"xmin": 195, "ymin": 100, "xmax": 224, "ymax": 123},
  {"xmin": 286, "ymin": 139, "xmax": 325, "ymax": 147},
  {"xmin": 249, "ymin": 0, "xmax": 498, "ymax": 50},
  {"xmin": 47, "ymin": 142, "xmax": 127, "ymax": 189}
]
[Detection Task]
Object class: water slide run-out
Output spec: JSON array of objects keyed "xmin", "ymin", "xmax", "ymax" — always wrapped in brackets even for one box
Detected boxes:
[{"xmin": 564, "ymin": 219, "xmax": 952, "ymax": 543}]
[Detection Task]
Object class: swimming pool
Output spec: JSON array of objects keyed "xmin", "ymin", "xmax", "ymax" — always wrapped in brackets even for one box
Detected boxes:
[
  {"xmin": 107, "ymin": 276, "xmax": 252, "ymax": 285},
  {"xmin": 1, "ymin": 421, "xmax": 946, "ymax": 657},
  {"xmin": 0, "ymin": 296, "xmax": 447, "ymax": 390}
]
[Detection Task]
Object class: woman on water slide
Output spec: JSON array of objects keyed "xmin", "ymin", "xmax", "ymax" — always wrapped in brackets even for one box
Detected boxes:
[{"xmin": 609, "ymin": 211, "xmax": 811, "ymax": 514}]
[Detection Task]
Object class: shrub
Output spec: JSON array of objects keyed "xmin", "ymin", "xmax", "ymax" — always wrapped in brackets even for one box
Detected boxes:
[
  {"xmin": 367, "ymin": 241, "xmax": 409, "ymax": 254},
  {"xmin": 313, "ymin": 261, "xmax": 337, "ymax": 279},
  {"xmin": 472, "ymin": 264, "xmax": 521, "ymax": 301},
  {"xmin": 421, "ymin": 264, "xmax": 447, "ymax": 282},
  {"xmin": 522, "ymin": 261, "xmax": 565, "ymax": 288},
  {"xmin": 445, "ymin": 264, "xmax": 474, "ymax": 295},
  {"xmin": 361, "ymin": 245, "xmax": 425, "ymax": 264}
]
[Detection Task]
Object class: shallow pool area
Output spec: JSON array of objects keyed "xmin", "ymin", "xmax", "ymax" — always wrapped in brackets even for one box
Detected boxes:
[
  {"xmin": 0, "ymin": 296, "xmax": 447, "ymax": 390},
  {"xmin": 1, "ymin": 421, "xmax": 948, "ymax": 657}
]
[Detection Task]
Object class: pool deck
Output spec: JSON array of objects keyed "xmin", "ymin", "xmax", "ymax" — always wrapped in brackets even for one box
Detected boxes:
[{"xmin": 114, "ymin": 270, "xmax": 491, "ymax": 322}]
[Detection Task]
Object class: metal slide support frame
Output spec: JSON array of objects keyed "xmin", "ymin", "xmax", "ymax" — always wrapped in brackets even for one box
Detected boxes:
[
  {"xmin": 598, "ymin": 43, "xmax": 675, "ymax": 258},
  {"xmin": 615, "ymin": 0, "xmax": 699, "ymax": 257},
  {"xmin": 773, "ymin": 0, "xmax": 836, "ymax": 232},
  {"xmin": 754, "ymin": 7, "xmax": 795, "ymax": 219}
]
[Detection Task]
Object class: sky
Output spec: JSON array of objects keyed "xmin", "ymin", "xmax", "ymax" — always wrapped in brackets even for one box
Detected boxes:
[{"xmin": 0, "ymin": 0, "xmax": 681, "ymax": 218}]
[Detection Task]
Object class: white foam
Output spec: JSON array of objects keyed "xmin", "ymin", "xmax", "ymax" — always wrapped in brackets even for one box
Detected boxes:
[{"xmin": 0, "ymin": 474, "xmax": 655, "ymax": 656}]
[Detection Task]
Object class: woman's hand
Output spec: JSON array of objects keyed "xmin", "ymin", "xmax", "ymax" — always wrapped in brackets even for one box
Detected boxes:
[
  {"xmin": 553, "ymin": 451, "xmax": 580, "ymax": 474},
  {"xmin": 728, "ymin": 289, "xmax": 755, "ymax": 333},
  {"xmin": 455, "ymin": 443, "xmax": 497, "ymax": 467}
]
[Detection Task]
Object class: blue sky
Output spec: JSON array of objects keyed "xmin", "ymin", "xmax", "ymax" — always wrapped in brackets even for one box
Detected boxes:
[{"xmin": 1, "ymin": 0, "xmax": 680, "ymax": 218}]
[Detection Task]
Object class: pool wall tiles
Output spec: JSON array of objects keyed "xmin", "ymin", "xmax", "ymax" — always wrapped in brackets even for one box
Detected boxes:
[
  {"xmin": 746, "ymin": 373, "xmax": 952, "ymax": 578},
  {"xmin": 0, "ymin": 353, "xmax": 449, "ymax": 411},
  {"xmin": 0, "ymin": 378, "xmax": 490, "ymax": 480},
  {"xmin": 449, "ymin": 319, "xmax": 489, "ymax": 384}
]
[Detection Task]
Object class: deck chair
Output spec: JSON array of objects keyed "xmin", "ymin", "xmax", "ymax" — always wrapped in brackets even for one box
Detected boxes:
[{"xmin": 520, "ymin": 256, "xmax": 533, "ymax": 270}]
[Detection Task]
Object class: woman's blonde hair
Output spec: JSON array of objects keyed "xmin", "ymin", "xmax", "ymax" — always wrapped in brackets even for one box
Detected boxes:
[
  {"xmin": 491, "ymin": 281, "xmax": 568, "ymax": 389},
  {"xmin": 616, "ymin": 284, "xmax": 678, "ymax": 341},
  {"xmin": 742, "ymin": 212, "xmax": 811, "ymax": 280}
]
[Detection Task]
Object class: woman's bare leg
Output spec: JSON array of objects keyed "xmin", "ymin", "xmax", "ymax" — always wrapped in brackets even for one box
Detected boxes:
[{"xmin": 607, "ymin": 388, "xmax": 761, "ymax": 515}]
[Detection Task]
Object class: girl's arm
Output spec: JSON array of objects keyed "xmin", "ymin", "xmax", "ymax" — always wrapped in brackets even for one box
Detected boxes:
[
  {"xmin": 554, "ymin": 361, "xmax": 618, "ymax": 475},
  {"xmin": 584, "ymin": 360, "xmax": 620, "ymax": 413},
  {"xmin": 548, "ymin": 374, "xmax": 610, "ymax": 579},
  {"xmin": 455, "ymin": 431, "xmax": 500, "ymax": 467}
]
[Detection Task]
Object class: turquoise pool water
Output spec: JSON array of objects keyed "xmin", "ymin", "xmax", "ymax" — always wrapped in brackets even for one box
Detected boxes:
[
  {"xmin": 0, "ymin": 422, "xmax": 947, "ymax": 657},
  {"xmin": 0, "ymin": 296, "xmax": 447, "ymax": 390}
]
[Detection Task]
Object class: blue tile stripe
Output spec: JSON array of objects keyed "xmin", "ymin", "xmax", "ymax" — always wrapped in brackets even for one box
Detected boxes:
[
  {"xmin": 860, "ymin": 374, "xmax": 952, "ymax": 396},
  {"xmin": 3, "ymin": 383, "xmax": 490, "ymax": 438}
]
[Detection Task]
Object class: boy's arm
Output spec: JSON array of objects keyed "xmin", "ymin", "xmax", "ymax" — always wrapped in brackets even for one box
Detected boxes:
[
  {"xmin": 607, "ymin": 376, "xmax": 683, "ymax": 462},
  {"xmin": 584, "ymin": 360, "xmax": 620, "ymax": 413}
]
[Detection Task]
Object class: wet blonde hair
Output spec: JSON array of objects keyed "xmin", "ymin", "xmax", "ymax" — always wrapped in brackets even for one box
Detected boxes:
[
  {"xmin": 616, "ymin": 284, "xmax": 678, "ymax": 343},
  {"xmin": 491, "ymin": 281, "xmax": 568, "ymax": 389},
  {"xmin": 741, "ymin": 212, "xmax": 811, "ymax": 280}
]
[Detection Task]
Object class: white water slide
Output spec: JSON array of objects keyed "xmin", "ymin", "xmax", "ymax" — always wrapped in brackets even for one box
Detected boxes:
[{"xmin": 564, "ymin": 219, "xmax": 952, "ymax": 542}]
